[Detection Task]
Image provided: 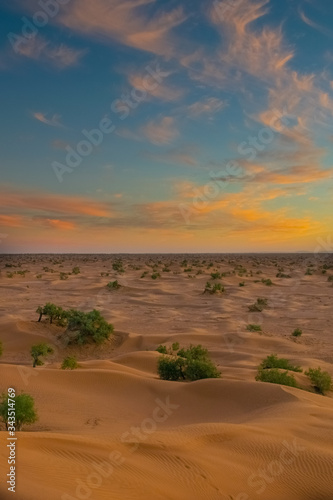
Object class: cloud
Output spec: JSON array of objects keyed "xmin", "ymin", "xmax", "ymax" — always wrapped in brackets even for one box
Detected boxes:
[
  {"xmin": 13, "ymin": 36, "xmax": 86, "ymax": 68},
  {"xmin": 33, "ymin": 112, "xmax": 63, "ymax": 127},
  {"xmin": 57, "ymin": 0, "xmax": 186, "ymax": 57},
  {"xmin": 0, "ymin": 187, "xmax": 113, "ymax": 218},
  {"xmin": 142, "ymin": 116, "xmax": 179, "ymax": 145},
  {"xmin": 186, "ymin": 97, "xmax": 227, "ymax": 117},
  {"xmin": 128, "ymin": 72, "xmax": 184, "ymax": 101},
  {"xmin": 299, "ymin": 8, "xmax": 333, "ymax": 38}
]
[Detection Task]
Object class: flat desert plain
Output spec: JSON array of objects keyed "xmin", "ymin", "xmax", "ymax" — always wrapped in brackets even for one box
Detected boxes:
[{"xmin": 0, "ymin": 254, "xmax": 333, "ymax": 500}]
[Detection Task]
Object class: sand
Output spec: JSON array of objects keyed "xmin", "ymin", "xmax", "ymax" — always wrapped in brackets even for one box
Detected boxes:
[{"xmin": 0, "ymin": 253, "xmax": 332, "ymax": 499}]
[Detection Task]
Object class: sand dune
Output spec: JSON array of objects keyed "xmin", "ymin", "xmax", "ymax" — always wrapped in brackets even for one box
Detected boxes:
[{"xmin": 0, "ymin": 254, "xmax": 333, "ymax": 499}]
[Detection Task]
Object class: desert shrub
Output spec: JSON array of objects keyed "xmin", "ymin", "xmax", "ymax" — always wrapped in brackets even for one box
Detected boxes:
[
  {"xmin": 177, "ymin": 344, "xmax": 208, "ymax": 361},
  {"xmin": 184, "ymin": 268, "xmax": 192, "ymax": 272},
  {"xmin": 61, "ymin": 356, "xmax": 79, "ymax": 370},
  {"xmin": 31, "ymin": 343, "xmax": 54, "ymax": 367},
  {"xmin": 261, "ymin": 278, "xmax": 273, "ymax": 286},
  {"xmin": 260, "ymin": 354, "xmax": 302, "ymax": 372},
  {"xmin": 60, "ymin": 272, "xmax": 69, "ymax": 280},
  {"xmin": 184, "ymin": 358, "xmax": 221, "ymax": 381},
  {"xmin": 305, "ymin": 367, "xmax": 332, "ymax": 395},
  {"xmin": 327, "ymin": 275, "xmax": 333, "ymax": 282},
  {"xmin": 141, "ymin": 271, "xmax": 148, "ymax": 278},
  {"xmin": 204, "ymin": 282, "xmax": 224, "ymax": 294},
  {"xmin": 157, "ymin": 356, "xmax": 185, "ymax": 381},
  {"xmin": 239, "ymin": 281, "xmax": 245, "ymax": 287},
  {"xmin": 36, "ymin": 274, "xmax": 43, "ymax": 279},
  {"xmin": 276, "ymin": 272, "xmax": 291, "ymax": 278},
  {"xmin": 6, "ymin": 272, "xmax": 14, "ymax": 278},
  {"xmin": 0, "ymin": 392, "xmax": 38, "ymax": 431},
  {"xmin": 112, "ymin": 260, "xmax": 124, "ymax": 273},
  {"xmin": 152, "ymin": 272, "xmax": 161, "ymax": 280},
  {"xmin": 256, "ymin": 368, "xmax": 298, "ymax": 387},
  {"xmin": 305, "ymin": 268, "xmax": 312, "ymax": 275},
  {"xmin": 163, "ymin": 267, "xmax": 170, "ymax": 272},
  {"xmin": 66, "ymin": 309, "xmax": 113, "ymax": 345},
  {"xmin": 158, "ymin": 344, "xmax": 220, "ymax": 381},
  {"xmin": 248, "ymin": 298, "xmax": 268, "ymax": 312},
  {"xmin": 156, "ymin": 345, "xmax": 168, "ymax": 354},
  {"xmin": 210, "ymin": 272, "xmax": 222, "ymax": 280},
  {"xmin": 72, "ymin": 266, "xmax": 80, "ymax": 275},
  {"xmin": 246, "ymin": 324, "xmax": 262, "ymax": 332},
  {"xmin": 292, "ymin": 328, "xmax": 302, "ymax": 337},
  {"xmin": 107, "ymin": 280, "xmax": 121, "ymax": 289}
]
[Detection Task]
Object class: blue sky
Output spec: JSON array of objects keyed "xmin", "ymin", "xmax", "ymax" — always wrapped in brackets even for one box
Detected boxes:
[{"xmin": 0, "ymin": 0, "xmax": 333, "ymax": 252}]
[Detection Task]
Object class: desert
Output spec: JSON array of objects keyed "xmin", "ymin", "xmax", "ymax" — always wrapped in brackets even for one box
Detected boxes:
[{"xmin": 0, "ymin": 253, "xmax": 332, "ymax": 500}]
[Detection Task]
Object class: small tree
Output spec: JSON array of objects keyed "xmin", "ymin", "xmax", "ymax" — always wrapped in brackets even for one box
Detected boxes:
[
  {"xmin": 31, "ymin": 343, "xmax": 54, "ymax": 367},
  {"xmin": 0, "ymin": 393, "xmax": 38, "ymax": 431},
  {"xmin": 36, "ymin": 306, "xmax": 43, "ymax": 322}
]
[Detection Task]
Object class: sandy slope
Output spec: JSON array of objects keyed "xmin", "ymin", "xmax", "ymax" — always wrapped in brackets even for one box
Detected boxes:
[{"xmin": 0, "ymin": 254, "xmax": 333, "ymax": 499}]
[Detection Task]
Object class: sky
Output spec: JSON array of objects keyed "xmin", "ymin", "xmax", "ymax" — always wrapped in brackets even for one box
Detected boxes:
[{"xmin": 1, "ymin": 0, "xmax": 333, "ymax": 253}]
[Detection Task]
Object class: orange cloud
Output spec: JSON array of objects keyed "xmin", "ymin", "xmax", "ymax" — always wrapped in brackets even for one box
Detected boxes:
[
  {"xmin": 57, "ymin": 0, "xmax": 186, "ymax": 57},
  {"xmin": 142, "ymin": 116, "xmax": 179, "ymax": 145},
  {"xmin": 44, "ymin": 219, "xmax": 76, "ymax": 231},
  {"xmin": 0, "ymin": 215, "xmax": 23, "ymax": 227},
  {"xmin": 0, "ymin": 188, "xmax": 112, "ymax": 218}
]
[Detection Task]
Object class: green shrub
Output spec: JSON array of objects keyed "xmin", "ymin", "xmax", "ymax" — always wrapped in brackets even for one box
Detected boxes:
[
  {"xmin": 261, "ymin": 278, "xmax": 273, "ymax": 286},
  {"xmin": 276, "ymin": 272, "xmax": 291, "ymax": 278},
  {"xmin": 72, "ymin": 266, "xmax": 80, "ymax": 275},
  {"xmin": 256, "ymin": 368, "xmax": 298, "ymax": 387},
  {"xmin": 184, "ymin": 358, "xmax": 221, "ymax": 381},
  {"xmin": 156, "ymin": 345, "xmax": 168, "ymax": 354},
  {"xmin": 239, "ymin": 281, "xmax": 245, "ymax": 287},
  {"xmin": 246, "ymin": 324, "xmax": 262, "ymax": 332},
  {"xmin": 0, "ymin": 392, "xmax": 38, "ymax": 431},
  {"xmin": 66, "ymin": 309, "xmax": 113, "ymax": 345},
  {"xmin": 292, "ymin": 328, "xmax": 302, "ymax": 337},
  {"xmin": 210, "ymin": 272, "xmax": 222, "ymax": 280},
  {"xmin": 31, "ymin": 343, "xmax": 54, "ymax": 367},
  {"xmin": 260, "ymin": 354, "xmax": 302, "ymax": 372},
  {"xmin": 248, "ymin": 298, "xmax": 268, "ymax": 312},
  {"xmin": 305, "ymin": 367, "xmax": 332, "ymax": 395},
  {"xmin": 157, "ymin": 356, "xmax": 185, "ymax": 381},
  {"xmin": 158, "ymin": 344, "xmax": 220, "ymax": 381},
  {"xmin": 61, "ymin": 356, "xmax": 79, "ymax": 370},
  {"xmin": 107, "ymin": 280, "xmax": 121, "ymax": 289},
  {"xmin": 152, "ymin": 272, "xmax": 161, "ymax": 280}
]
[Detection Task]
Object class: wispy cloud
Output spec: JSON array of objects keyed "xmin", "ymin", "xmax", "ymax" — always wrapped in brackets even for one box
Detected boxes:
[
  {"xmin": 14, "ymin": 36, "xmax": 86, "ymax": 68},
  {"xmin": 299, "ymin": 8, "xmax": 333, "ymax": 38},
  {"xmin": 128, "ymin": 72, "xmax": 184, "ymax": 101},
  {"xmin": 57, "ymin": 0, "xmax": 186, "ymax": 57},
  {"xmin": 142, "ymin": 116, "xmax": 179, "ymax": 145},
  {"xmin": 186, "ymin": 97, "xmax": 227, "ymax": 117},
  {"xmin": 33, "ymin": 112, "xmax": 63, "ymax": 127}
]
